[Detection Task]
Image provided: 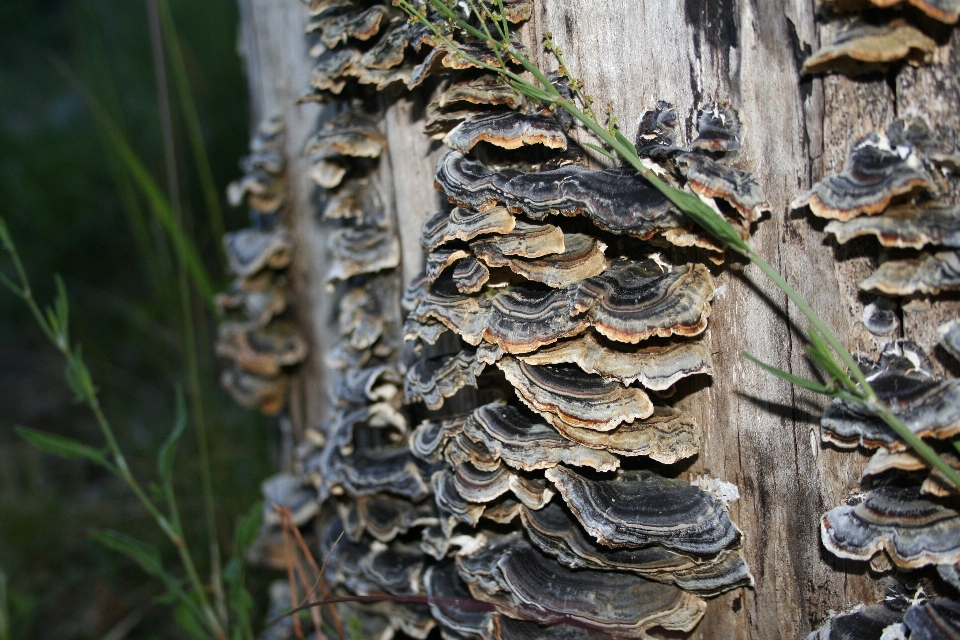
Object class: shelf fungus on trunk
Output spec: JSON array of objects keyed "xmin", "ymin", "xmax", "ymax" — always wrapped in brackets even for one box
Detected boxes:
[
  {"xmin": 801, "ymin": 19, "xmax": 937, "ymax": 76},
  {"xmin": 456, "ymin": 534, "xmax": 708, "ymax": 638},
  {"xmin": 821, "ymin": 480, "xmax": 960, "ymax": 571},
  {"xmin": 545, "ymin": 466, "xmax": 744, "ymax": 558},
  {"xmin": 823, "ymin": 0, "xmax": 960, "ymax": 24},
  {"xmin": 792, "ymin": 129, "xmax": 935, "ymax": 221}
]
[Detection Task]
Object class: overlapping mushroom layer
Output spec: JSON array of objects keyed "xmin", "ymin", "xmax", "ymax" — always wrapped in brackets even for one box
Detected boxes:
[{"xmin": 216, "ymin": 117, "xmax": 309, "ymax": 415}]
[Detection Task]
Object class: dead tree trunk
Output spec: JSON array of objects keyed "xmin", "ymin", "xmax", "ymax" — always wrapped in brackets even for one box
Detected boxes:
[{"xmin": 234, "ymin": 0, "xmax": 960, "ymax": 636}]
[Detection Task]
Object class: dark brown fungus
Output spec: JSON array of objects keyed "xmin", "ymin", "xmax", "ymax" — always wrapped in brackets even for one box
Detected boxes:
[
  {"xmin": 804, "ymin": 600, "xmax": 906, "ymax": 640},
  {"xmin": 411, "ymin": 415, "xmax": 465, "ymax": 463},
  {"xmin": 333, "ymin": 365, "xmax": 400, "ymax": 406},
  {"xmin": 552, "ymin": 406, "xmax": 701, "ymax": 464},
  {"xmin": 421, "ymin": 206, "xmax": 516, "ymax": 251},
  {"xmin": 458, "ymin": 537, "xmax": 707, "ymax": 637},
  {"xmin": 676, "ymin": 153, "xmax": 770, "ymax": 225},
  {"xmin": 453, "ymin": 257, "xmax": 490, "ymax": 294},
  {"xmin": 433, "ymin": 469, "xmax": 485, "ymax": 530},
  {"xmin": 424, "ymin": 560, "xmax": 493, "ymax": 638},
  {"xmin": 469, "ymin": 220, "xmax": 565, "ymax": 259},
  {"xmin": 463, "ymin": 402, "xmax": 619, "ymax": 472},
  {"xmin": 338, "ymin": 285, "xmax": 385, "ymax": 350},
  {"xmin": 339, "ymin": 447, "xmax": 430, "ymax": 501},
  {"xmin": 226, "ymin": 170, "xmax": 284, "ymax": 213},
  {"xmin": 223, "ymin": 228, "xmax": 293, "ymax": 277},
  {"xmin": 304, "ymin": 113, "xmax": 386, "ymax": 159},
  {"xmin": 216, "ymin": 321, "xmax": 308, "ymax": 377},
  {"xmin": 860, "ymin": 251, "xmax": 960, "ymax": 296},
  {"xmin": 323, "ymin": 177, "xmax": 387, "ymax": 228},
  {"xmin": 215, "ymin": 273, "xmax": 288, "ymax": 327},
  {"xmin": 518, "ymin": 332, "xmax": 712, "ymax": 390},
  {"xmin": 261, "ymin": 473, "xmax": 318, "ymax": 527},
  {"xmin": 801, "ymin": 20, "xmax": 937, "ymax": 76},
  {"xmin": 634, "ymin": 101, "xmax": 682, "ymax": 158},
  {"xmin": 409, "ymin": 41, "xmax": 524, "ymax": 89},
  {"xmin": 496, "ymin": 357, "xmax": 654, "ymax": 431},
  {"xmin": 358, "ymin": 20, "xmax": 430, "ymax": 71},
  {"xmin": 220, "ymin": 367, "xmax": 288, "ymax": 415},
  {"xmin": 571, "ymin": 258, "xmax": 714, "ymax": 344},
  {"xmin": 404, "ymin": 349, "xmax": 486, "ymax": 410},
  {"xmin": 474, "ymin": 234, "xmax": 608, "ymax": 289},
  {"xmin": 824, "ymin": 0, "xmax": 960, "ymax": 24},
  {"xmin": 327, "ymin": 226, "xmax": 401, "ymax": 282},
  {"xmin": 792, "ymin": 131, "xmax": 934, "ymax": 221},
  {"xmin": 821, "ymin": 375, "xmax": 960, "ymax": 451},
  {"xmin": 821, "ymin": 481, "xmax": 960, "ymax": 570},
  {"xmin": 425, "ymin": 247, "xmax": 471, "ymax": 283},
  {"xmin": 520, "ymin": 500, "xmax": 752, "ymax": 596},
  {"xmin": 429, "ymin": 74, "xmax": 524, "ymax": 112},
  {"xmin": 401, "ymin": 271, "xmax": 429, "ymax": 312},
  {"xmin": 444, "ymin": 112, "xmax": 567, "ymax": 153},
  {"xmin": 409, "ymin": 286, "xmax": 583, "ymax": 353},
  {"xmin": 861, "ymin": 298, "xmax": 899, "ymax": 337},
  {"xmin": 825, "ymin": 204, "xmax": 960, "ymax": 250},
  {"xmin": 903, "ymin": 599, "xmax": 960, "ymax": 639},
  {"xmin": 359, "ymin": 542, "xmax": 425, "ymax": 596},
  {"xmin": 309, "ymin": 48, "xmax": 361, "ymax": 94},
  {"xmin": 307, "ymin": 5, "xmax": 388, "ymax": 48},
  {"xmin": 691, "ymin": 103, "xmax": 741, "ymax": 153},
  {"xmin": 545, "ymin": 465, "xmax": 742, "ymax": 556},
  {"xmin": 354, "ymin": 494, "xmax": 438, "ymax": 542},
  {"xmin": 940, "ymin": 319, "xmax": 960, "ymax": 362},
  {"xmin": 435, "ymin": 151, "xmax": 688, "ymax": 239}
]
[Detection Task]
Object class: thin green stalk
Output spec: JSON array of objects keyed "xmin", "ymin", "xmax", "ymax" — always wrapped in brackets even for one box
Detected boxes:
[
  {"xmin": 0, "ymin": 219, "xmax": 226, "ymax": 639},
  {"xmin": 0, "ymin": 569, "xmax": 9, "ymax": 640},
  {"xmin": 157, "ymin": 0, "xmax": 228, "ymax": 257},
  {"xmin": 146, "ymin": 0, "xmax": 227, "ymax": 627},
  {"xmin": 396, "ymin": 0, "xmax": 960, "ymax": 491}
]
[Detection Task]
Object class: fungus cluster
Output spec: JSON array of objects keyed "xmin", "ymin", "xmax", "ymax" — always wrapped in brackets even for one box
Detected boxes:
[
  {"xmin": 801, "ymin": 0, "xmax": 957, "ymax": 76},
  {"xmin": 217, "ymin": 117, "xmax": 308, "ymax": 415},
  {"xmin": 796, "ymin": 53, "xmax": 960, "ymax": 640}
]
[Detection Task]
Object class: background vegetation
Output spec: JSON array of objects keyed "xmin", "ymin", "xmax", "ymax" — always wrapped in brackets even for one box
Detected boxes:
[{"xmin": 0, "ymin": 1, "xmax": 270, "ymax": 637}]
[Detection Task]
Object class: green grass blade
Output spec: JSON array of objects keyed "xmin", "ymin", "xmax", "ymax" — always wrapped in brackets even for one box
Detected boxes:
[
  {"xmin": 582, "ymin": 142, "xmax": 616, "ymax": 160},
  {"xmin": 16, "ymin": 426, "xmax": 110, "ymax": 467},
  {"xmin": 741, "ymin": 352, "xmax": 833, "ymax": 394},
  {"xmin": 158, "ymin": 388, "xmax": 188, "ymax": 487},
  {"xmin": 157, "ymin": 0, "xmax": 227, "ymax": 259}
]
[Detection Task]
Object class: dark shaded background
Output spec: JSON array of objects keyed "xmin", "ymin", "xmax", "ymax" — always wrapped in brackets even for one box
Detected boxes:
[{"xmin": 0, "ymin": 1, "xmax": 273, "ymax": 637}]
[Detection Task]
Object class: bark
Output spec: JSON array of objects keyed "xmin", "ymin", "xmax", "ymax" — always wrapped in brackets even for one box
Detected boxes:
[{"xmin": 236, "ymin": 0, "xmax": 959, "ymax": 636}]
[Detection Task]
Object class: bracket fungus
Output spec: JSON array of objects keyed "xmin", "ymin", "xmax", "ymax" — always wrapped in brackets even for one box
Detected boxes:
[
  {"xmin": 691, "ymin": 103, "xmax": 742, "ymax": 153},
  {"xmin": 801, "ymin": 19, "xmax": 937, "ymax": 76},
  {"xmin": 421, "ymin": 205, "xmax": 516, "ymax": 251},
  {"xmin": 824, "ymin": 203, "xmax": 960, "ymax": 250},
  {"xmin": 443, "ymin": 111, "xmax": 567, "ymax": 153},
  {"xmin": 545, "ymin": 466, "xmax": 742, "ymax": 557},
  {"xmin": 821, "ymin": 481, "xmax": 960, "ymax": 570},
  {"xmin": 859, "ymin": 251, "xmax": 960, "ymax": 296}
]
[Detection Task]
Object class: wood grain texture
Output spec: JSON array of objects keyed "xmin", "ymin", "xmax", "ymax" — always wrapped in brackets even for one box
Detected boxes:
[{"xmin": 235, "ymin": 0, "xmax": 958, "ymax": 635}]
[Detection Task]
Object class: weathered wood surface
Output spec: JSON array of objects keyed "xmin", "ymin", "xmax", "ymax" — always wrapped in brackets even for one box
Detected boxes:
[{"xmin": 235, "ymin": 0, "xmax": 959, "ymax": 636}]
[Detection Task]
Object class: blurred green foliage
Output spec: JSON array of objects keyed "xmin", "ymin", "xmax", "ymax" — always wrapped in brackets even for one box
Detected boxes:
[{"xmin": 0, "ymin": 0, "xmax": 272, "ymax": 637}]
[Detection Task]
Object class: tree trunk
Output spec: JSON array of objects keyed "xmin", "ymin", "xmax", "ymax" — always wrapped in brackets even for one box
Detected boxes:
[{"xmin": 234, "ymin": 0, "xmax": 960, "ymax": 636}]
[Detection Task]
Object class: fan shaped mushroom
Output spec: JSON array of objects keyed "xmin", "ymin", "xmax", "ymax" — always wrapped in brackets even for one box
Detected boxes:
[
  {"xmin": 327, "ymin": 225, "xmax": 402, "ymax": 282},
  {"xmin": 551, "ymin": 405, "xmax": 701, "ymax": 463},
  {"xmin": 546, "ymin": 465, "xmax": 742, "ymax": 556},
  {"xmin": 435, "ymin": 151, "xmax": 689, "ymax": 239},
  {"xmin": 421, "ymin": 206, "xmax": 516, "ymax": 251},
  {"xmin": 860, "ymin": 251, "xmax": 960, "ymax": 296},
  {"xmin": 691, "ymin": 103, "xmax": 742, "ymax": 153},
  {"xmin": 404, "ymin": 349, "xmax": 486, "ymax": 410},
  {"xmin": 821, "ymin": 481, "xmax": 960, "ymax": 570},
  {"xmin": 676, "ymin": 153, "xmax": 770, "ymax": 225},
  {"xmin": 517, "ymin": 332, "xmax": 712, "ymax": 390},
  {"xmin": 223, "ymin": 228, "xmax": 294, "ymax": 277},
  {"xmin": 462, "ymin": 402, "xmax": 620, "ymax": 472},
  {"xmin": 216, "ymin": 321, "xmax": 309, "ymax": 377},
  {"xmin": 792, "ymin": 131, "xmax": 934, "ymax": 221},
  {"xmin": 801, "ymin": 19, "xmax": 937, "ymax": 76},
  {"xmin": 443, "ymin": 112, "xmax": 567, "ymax": 153},
  {"xmin": 824, "ymin": 204, "xmax": 960, "ymax": 250},
  {"xmin": 520, "ymin": 499, "xmax": 752, "ymax": 596},
  {"xmin": 634, "ymin": 101, "xmax": 682, "ymax": 158},
  {"xmin": 473, "ymin": 233, "xmax": 608, "ymax": 289},
  {"xmin": 496, "ymin": 357, "xmax": 654, "ymax": 431}
]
